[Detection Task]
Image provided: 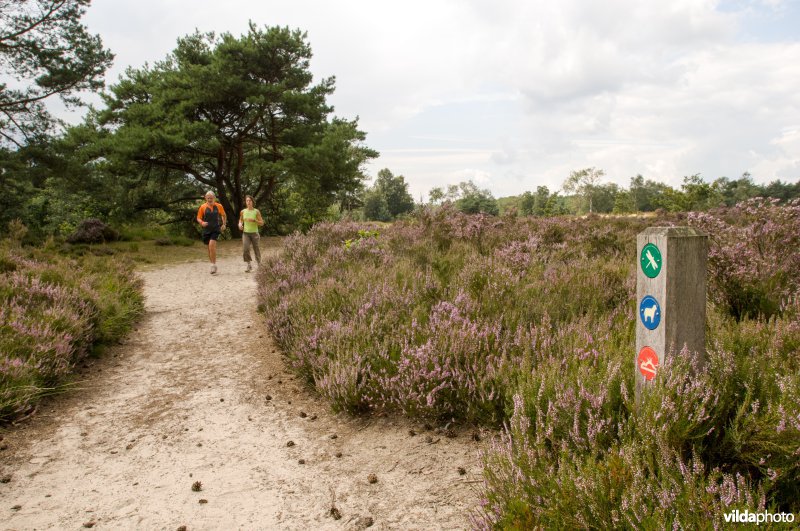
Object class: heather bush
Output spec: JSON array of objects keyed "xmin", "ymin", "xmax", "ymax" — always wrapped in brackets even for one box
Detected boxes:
[
  {"xmin": 258, "ymin": 203, "xmax": 800, "ymax": 526},
  {"xmin": 689, "ymin": 198, "xmax": 800, "ymax": 320},
  {"xmin": 477, "ymin": 396, "xmax": 770, "ymax": 529},
  {"xmin": 0, "ymin": 242, "xmax": 144, "ymax": 421},
  {"xmin": 66, "ymin": 218, "xmax": 119, "ymax": 244}
]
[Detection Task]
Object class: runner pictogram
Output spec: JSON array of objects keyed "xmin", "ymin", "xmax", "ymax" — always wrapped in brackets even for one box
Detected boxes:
[{"xmin": 638, "ymin": 347, "xmax": 659, "ymax": 381}]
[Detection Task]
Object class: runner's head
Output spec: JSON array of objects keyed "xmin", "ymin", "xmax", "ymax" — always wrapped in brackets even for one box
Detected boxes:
[
  {"xmin": 245, "ymin": 195, "xmax": 254, "ymax": 208},
  {"xmin": 205, "ymin": 191, "xmax": 215, "ymax": 204}
]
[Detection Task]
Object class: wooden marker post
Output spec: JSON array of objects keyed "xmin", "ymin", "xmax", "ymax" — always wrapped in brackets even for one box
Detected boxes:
[{"xmin": 636, "ymin": 227, "xmax": 708, "ymax": 400}]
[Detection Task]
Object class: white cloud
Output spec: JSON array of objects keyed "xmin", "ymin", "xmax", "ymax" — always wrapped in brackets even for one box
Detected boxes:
[{"xmin": 71, "ymin": 0, "xmax": 800, "ymax": 199}]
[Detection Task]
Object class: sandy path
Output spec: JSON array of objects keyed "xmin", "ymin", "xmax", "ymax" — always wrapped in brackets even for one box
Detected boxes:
[{"xmin": 0, "ymin": 242, "xmax": 483, "ymax": 530}]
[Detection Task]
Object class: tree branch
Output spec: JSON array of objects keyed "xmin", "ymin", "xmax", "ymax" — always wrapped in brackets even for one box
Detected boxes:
[{"xmin": 0, "ymin": 0, "xmax": 68, "ymax": 43}]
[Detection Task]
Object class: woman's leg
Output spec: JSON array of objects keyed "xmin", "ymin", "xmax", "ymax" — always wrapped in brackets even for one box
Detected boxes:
[
  {"xmin": 252, "ymin": 233, "xmax": 262, "ymax": 264},
  {"xmin": 242, "ymin": 233, "xmax": 252, "ymax": 263}
]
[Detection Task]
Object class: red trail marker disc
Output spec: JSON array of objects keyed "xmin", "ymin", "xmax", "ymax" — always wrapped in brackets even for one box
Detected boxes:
[{"xmin": 638, "ymin": 347, "xmax": 659, "ymax": 381}]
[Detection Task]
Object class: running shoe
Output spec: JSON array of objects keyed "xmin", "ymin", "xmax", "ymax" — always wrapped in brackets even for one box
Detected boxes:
[{"xmin": 211, "ymin": 264, "xmax": 217, "ymax": 275}]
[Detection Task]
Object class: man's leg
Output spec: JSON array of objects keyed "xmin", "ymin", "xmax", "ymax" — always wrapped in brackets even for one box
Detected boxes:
[
  {"xmin": 208, "ymin": 239, "xmax": 218, "ymax": 273},
  {"xmin": 209, "ymin": 239, "xmax": 217, "ymax": 263}
]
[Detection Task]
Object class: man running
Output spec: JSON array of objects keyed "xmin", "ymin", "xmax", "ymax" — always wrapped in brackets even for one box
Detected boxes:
[{"xmin": 196, "ymin": 191, "xmax": 227, "ymax": 274}]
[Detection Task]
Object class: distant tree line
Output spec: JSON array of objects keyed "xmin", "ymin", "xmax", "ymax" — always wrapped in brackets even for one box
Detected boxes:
[
  {"xmin": 422, "ymin": 171, "xmax": 799, "ymax": 219},
  {"xmin": 356, "ymin": 176, "xmax": 500, "ymax": 222},
  {"xmin": 428, "ymin": 181, "xmax": 500, "ymax": 215},
  {"xmin": 493, "ymin": 170, "xmax": 800, "ymax": 217}
]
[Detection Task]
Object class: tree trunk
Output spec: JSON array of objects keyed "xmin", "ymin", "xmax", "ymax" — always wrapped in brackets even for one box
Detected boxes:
[{"xmin": 217, "ymin": 192, "xmax": 240, "ymax": 238}]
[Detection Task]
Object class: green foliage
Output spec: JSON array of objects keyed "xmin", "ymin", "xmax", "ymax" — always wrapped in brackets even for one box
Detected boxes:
[
  {"xmin": 629, "ymin": 174, "xmax": 671, "ymax": 212},
  {"xmin": 612, "ymin": 189, "xmax": 636, "ymax": 213},
  {"xmin": 518, "ymin": 191, "xmax": 534, "ymax": 216},
  {"xmin": 154, "ymin": 235, "xmax": 194, "ymax": 247},
  {"xmin": 562, "ymin": 167, "xmax": 605, "ymax": 213},
  {"xmin": 343, "ymin": 229, "xmax": 379, "ymax": 249},
  {"xmin": 499, "ymin": 173, "xmax": 800, "ymax": 219},
  {"xmin": 428, "ymin": 186, "xmax": 445, "ymax": 205},
  {"xmin": 493, "ymin": 186, "xmax": 569, "ymax": 218},
  {"xmin": 533, "ymin": 186, "xmax": 552, "ymax": 216},
  {"xmin": 117, "ymin": 224, "xmax": 169, "ymax": 242},
  {"xmin": 454, "ymin": 181, "xmax": 499, "ymax": 215},
  {"xmin": 0, "ymin": 136, "xmax": 171, "ymax": 239},
  {"xmin": 653, "ymin": 174, "xmax": 726, "ymax": 212},
  {"xmin": 362, "ymin": 188, "xmax": 391, "ymax": 222},
  {"xmin": 362, "ymin": 168, "xmax": 415, "ymax": 221},
  {"xmin": 7, "ymin": 219, "xmax": 28, "ymax": 244},
  {"xmin": 763, "ymin": 179, "xmax": 800, "ymax": 202},
  {"xmin": 93, "ymin": 23, "xmax": 377, "ymax": 237},
  {"xmin": 0, "ymin": 0, "xmax": 113, "ymax": 146},
  {"xmin": 714, "ymin": 173, "xmax": 763, "ymax": 206}
]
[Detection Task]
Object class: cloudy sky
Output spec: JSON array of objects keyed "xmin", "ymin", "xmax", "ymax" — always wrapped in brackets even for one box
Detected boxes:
[{"xmin": 79, "ymin": 0, "xmax": 800, "ymax": 199}]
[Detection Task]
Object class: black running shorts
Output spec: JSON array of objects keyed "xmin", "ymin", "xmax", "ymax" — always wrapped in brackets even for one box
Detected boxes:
[{"xmin": 202, "ymin": 231, "xmax": 221, "ymax": 245}]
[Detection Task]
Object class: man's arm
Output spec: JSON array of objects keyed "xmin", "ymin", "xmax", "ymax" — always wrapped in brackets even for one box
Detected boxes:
[{"xmin": 197, "ymin": 205, "xmax": 207, "ymax": 226}]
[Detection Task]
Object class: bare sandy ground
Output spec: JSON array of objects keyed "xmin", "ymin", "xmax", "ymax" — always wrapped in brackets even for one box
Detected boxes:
[{"xmin": 0, "ymin": 241, "xmax": 483, "ymax": 530}]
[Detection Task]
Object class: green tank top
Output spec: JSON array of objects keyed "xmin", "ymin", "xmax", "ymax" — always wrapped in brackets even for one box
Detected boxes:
[{"xmin": 242, "ymin": 208, "xmax": 260, "ymax": 233}]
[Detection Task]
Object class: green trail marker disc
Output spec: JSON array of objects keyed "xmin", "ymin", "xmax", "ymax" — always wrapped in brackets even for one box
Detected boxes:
[{"xmin": 640, "ymin": 243, "xmax": 662, "ymax": 278}]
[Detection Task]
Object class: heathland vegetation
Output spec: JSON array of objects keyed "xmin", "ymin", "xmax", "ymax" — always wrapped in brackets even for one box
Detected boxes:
[
  {"xmin": 3, "ymin": 2, "xmax": 800, "ymax": 527},
  {"xmin": 256, "ymin": 199, "xmax": 799, "ymax": 528},
  {"xmin": 0, "ymin": 222, "xmax": 143, "ymax": 421}
]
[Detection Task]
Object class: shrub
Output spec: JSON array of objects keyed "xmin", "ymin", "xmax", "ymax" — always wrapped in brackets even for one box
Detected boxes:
[
  {"xmin": 257, "ymin": 204, "xmax": 800, "ymax": 523},
  {"xmin": 689, "ymin": 198, "xmax": 800, "ymax": 320},
  {"xmin": 66, "ymin": 218, "xmax": 119, "ymax": 244},
  {"xmin": 257, "ymin": 210, "xmax": 646, "ymax": 424},
  {"xmin": 7, "ymin": 219, "xmax": 28, "ymax": 244},
  {"xmin": 0, "ymin": 242, "xmax": 143, "ymax": 421}
]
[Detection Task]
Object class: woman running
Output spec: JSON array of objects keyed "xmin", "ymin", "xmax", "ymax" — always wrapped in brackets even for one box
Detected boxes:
[{"xmin": 238, "ymin": 195, "xmax": 264, "ymax": 272}]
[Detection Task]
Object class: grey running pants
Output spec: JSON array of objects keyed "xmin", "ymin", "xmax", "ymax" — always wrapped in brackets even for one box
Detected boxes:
[{"xmin": 242, "ymin": 232, "xmax": 261, "ymax": 263}]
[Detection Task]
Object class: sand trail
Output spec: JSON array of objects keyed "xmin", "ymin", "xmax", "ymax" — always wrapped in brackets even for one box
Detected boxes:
[{"xmin": 0, "ymin": 242, "xmax": 481, "ymax": 530}]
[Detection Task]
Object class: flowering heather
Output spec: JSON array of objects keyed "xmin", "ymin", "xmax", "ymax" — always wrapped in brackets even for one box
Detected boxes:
[
  {"xmin": 0, "ymin": 242, "xmax": 144, "ymax": 421},
  {"xmin": 689, "ymin": 198, "xmax": 800, "ymax": 320},
  {"xmin": 257, "ymin": 203, "xmax": 800, "ymax": 526}
]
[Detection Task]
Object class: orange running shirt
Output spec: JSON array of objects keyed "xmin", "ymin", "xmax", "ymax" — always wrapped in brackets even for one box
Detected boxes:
[{"xmin": 196, "ymin": 202, "xmax": 227, "ymax": 232}]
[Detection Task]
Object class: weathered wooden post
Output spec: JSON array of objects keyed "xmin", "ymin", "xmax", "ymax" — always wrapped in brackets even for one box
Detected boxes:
[{"xmin": 636, "ymin": 227, "xmax": 708, "ymax": 400}]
